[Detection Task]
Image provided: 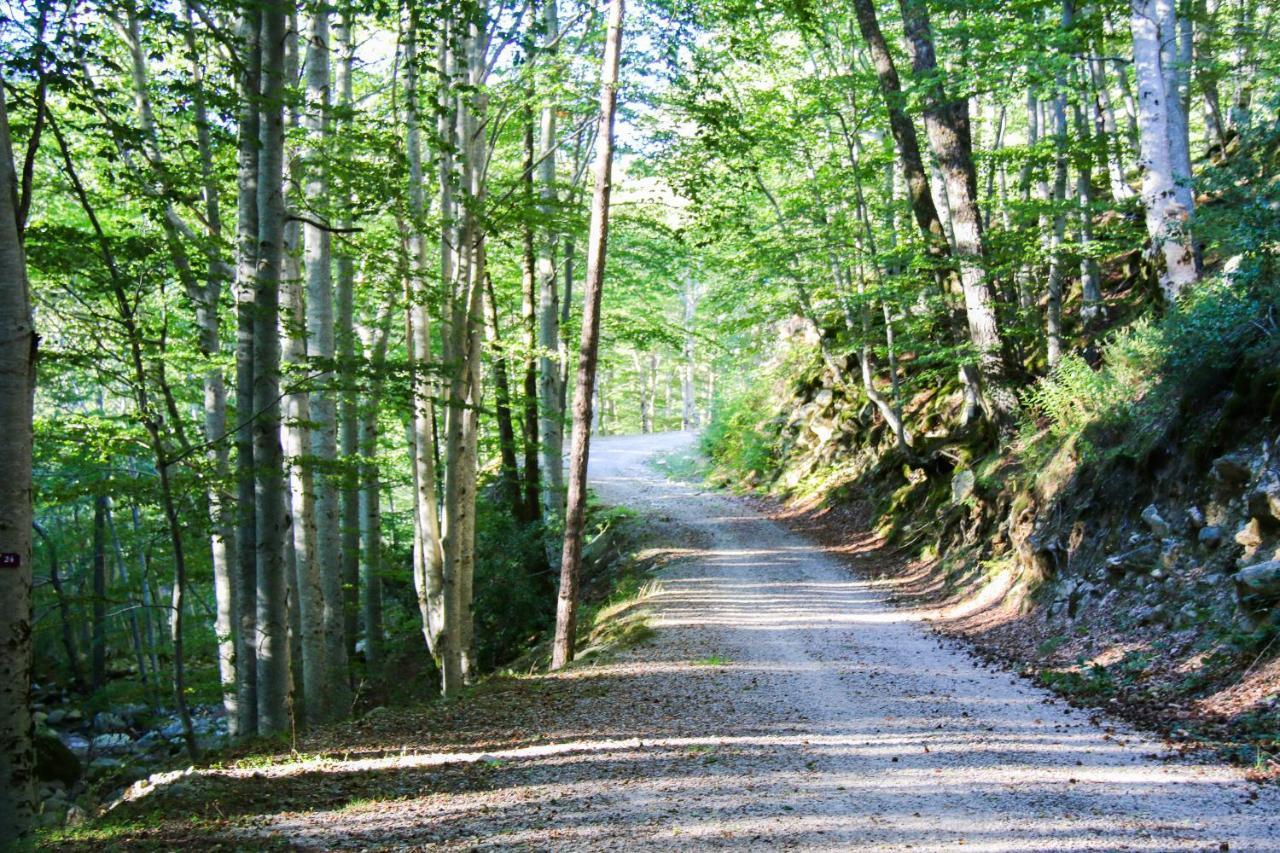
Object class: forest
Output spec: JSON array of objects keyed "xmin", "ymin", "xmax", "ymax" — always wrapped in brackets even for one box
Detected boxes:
[{"xmin": 2, "ymin": 0, "xmax": 1280, "ymax": 847}]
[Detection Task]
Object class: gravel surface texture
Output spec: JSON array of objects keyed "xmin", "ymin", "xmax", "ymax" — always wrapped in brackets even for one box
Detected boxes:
[{"xmin": 249, "ymin": 431, "xmax": 1279, "ymax": 851}]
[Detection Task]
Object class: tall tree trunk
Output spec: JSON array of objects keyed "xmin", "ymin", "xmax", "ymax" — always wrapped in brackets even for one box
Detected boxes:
[
  {"xmin": 105, "ymin": 501, "xmax": 149, "ymax": 689},
  {"xmin": 1088, "ymin": 50, "xmax": 1138, "ymax": 202},
  {"xmin": 279, "ymin": 10, "xmax": 325, "ymax": 726},
  {"xmin": 1074, "ymin": 73, "xmax": 1104, "ymax": 331},
  {"xmin": 406, "ymin": 6, "xmax": 448, "ymax": 679},
  {"xmin": 35, "ymin": 524, "xmax": 84, "ymax": 693},
  {"xmin": 0, "ymin": 75, "xmax": 37, "ymax": 841},
  {"xmin": 1131, "ymin": 0, "xmax": 1200, "ymax": 300},
  {"xmin": 92, "ymin": 494, "xmax": 108, "ymax": 692},
  {"xmin": 334, "ymin": 11, "xmax": 361, "ymax": 660},
  {"xmin": 484, "ymin": 275, "xmax": 524, "ymax": 519},
  {"xmin": 1045, "ymin": 2, "xmax": 1072, "ymax": 369},
  {"xmin": 176, "ymin": 1, "xmax": 241, "ymax": 727},
  {"xmin": 303, "ymin": 0, "xmax": 351, "ymax": 721},
  {"xmin": 537, "ymin": 0, "xmax": 565, "ymax": 548},
  {"xmin": 1158, "ymin": 0, "xmax": 1195, "ymax": 213},
  {"xmin": 681, "ymin": 276, "xmax": 698, "ymax": 430},
  {"xmin": 233, "ymin": 8, "xmax": 261, "ymax": 739},
  {"xmin": 551, "ymin": 0, "xmax": 624, "ymax": 671},
  {"xmin": 356, "ymin": 303, "xmax": 393, "ymax": 670},
  {"xmin": 898, "ymin": 0, "xmax": 1016, "ymax": 422},
  {"xmin": 255, "ymin": 0, "xmax": 292, "ymax": 736},
  {"xmin": 520, "ymin": 87, "xmax": 542, "ymax": 524}
]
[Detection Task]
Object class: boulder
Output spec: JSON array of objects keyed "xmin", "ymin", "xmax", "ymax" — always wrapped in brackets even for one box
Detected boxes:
[
  {"xmin": 1235, "ymin": 560, "xmax": 1280, "ymax": 602},
  {"xmin": 1198, "ymin": 526, "xmax": 1224, "ymax": 547},
  {"xmin": 34, "ymin": 731, "xmax": 81, "ymax": 787},
  {"xmin": 1236, "ymin": 518, "xmax": 1264, "ymax": 548},
  {"xmin": 1186, "ymin": 506, "xmax": 1206, "ymax": 530},
  {"xmin": 1105, "ymin": 542, "xmax": 1158, "ymax": 577},
  {"xmin": 91, "ymin": 732, "xmax": 133, "ymax": 752},
  {"xmin": 93, "ymin": 712, "xmax": 128, "ymax": 733},
  {"xmin": 951, "ymin": 469, "xmax": 976, "ymax": 505},
  {"xmin": 1247, "ymin": 472, "xmax": 1280, "ymax": 524},
  {"xmin": 813, "ymin": 388, "xmax": 834, "ymax": 409},
  {"xmin": 1141, "ymin": 504, "xmax": 1171, "ymax": 537},
  {"xmin": 1212, "ymin": 452, "xmax": 1253, "ymax": 489}
]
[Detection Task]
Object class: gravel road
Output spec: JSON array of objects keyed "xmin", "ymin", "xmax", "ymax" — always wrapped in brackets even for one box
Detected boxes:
[{"xmin": 260, "ymin": 431, "xmax": 1280, "ymax": 851}]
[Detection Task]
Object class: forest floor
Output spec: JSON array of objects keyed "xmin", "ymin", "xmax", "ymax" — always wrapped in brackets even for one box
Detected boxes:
[{"xmin": 56, "ymin": 432, "xmax": 1280, "ymax": 851}]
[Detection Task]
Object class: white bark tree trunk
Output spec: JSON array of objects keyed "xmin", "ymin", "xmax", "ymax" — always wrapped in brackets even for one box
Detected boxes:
[
  {"xmin": 0, "ymin": 75, "xmax": 37, "ymax": 845},
  {"xmin": 303, "ymin": 0, "xmax": 350, "ymax": 720},
  {"xmin": 334, "ymin": 11, "xmax": 360, "ymax": 658},
  {"xmin": 232, "ymin": 9, "xmax": 261, "ymax": 738},
  {"xmin": 681, "ymin": 276, "xmax": 699, "ymax": 430},
  {"xmin": 1131, "ymin": 0, "xmax": 1199, "ymax": 300},
  {"xmin": 537, "ymin": 0, "xmax": 565, "ymax": 555},
  {"xmin": 1157, "ymin": 0, "xmax": 1195, "ymax": 213},
  {"xmin": 406, "ymin": 8, "xmax": 447, "ymax": 674},
  {"xmin": 255, "ymin": 0, "xmax": 292, "ymax": 735}
]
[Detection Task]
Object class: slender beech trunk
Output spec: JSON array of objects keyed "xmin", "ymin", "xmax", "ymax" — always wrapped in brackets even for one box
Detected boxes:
[
  {"xmin": 356, "ymin": 303, "xmax": 393, "ymax": 670},
  {"xmin": 484, "ymin": 275, "xmax": 525, "ymax": 518},
  {"xmin": 176, "ymin": 3, "xmax": 241, "ymax": 726},
  {"xmin": 635, "ymin": 351, "xmax": 652, "ymax": 433},
  {"xmin": 537, "ymin": 0, "xmax": 565, "ymax": 545},
  {"xmin": 35, "ymin": 524, "xmax": 84, "ymax": 693},
  {"xmin": 1073, "ymin": 75, "xmax": 1104, "ymax": 330},
  {"xmin": 406, "ymin": 6, "xmax": 448, "ymax": 677},
  {"xmin": 681, "ymin": 276, "xmax": 698, "ymax": 430},
  {"xmin": 92, "ymin": 494, "xmax": 108, "ymax": 692},
  {"xmin": 232, "ymin": 8, "xmax": 262, "ymax": 739},
  {"xmin": 520, "ymin": 85, "xmax": 542, "ymax": 524},
  {"xmin": 280, "ymin": 20, "xmax": 326, "ymax": 726},
  {"xmin": 255, "ymin": 0, "xmax": 292, "ymax": 735},
  {"xmin": 105, "ymin": 501, "xmax": 149, "ymax": 688},
  {"xmin": 551, "ymin": 0, "xmax": 624, "ymax": 671},
  {"xmin": 442, "ymin": 9, "xmax": 490, "ymax": 684},
  {"xmin": 1131, "ymin": 0, "xmax": 1200, "ymax": 300},
  {"xmin": 0, "ymin": 75, "xmax": 37, "ymax": 841},
  {"xmin": 1045, "ymin": 1, "xmax": 1072, "ymax": 368},
  {"xmin": 334, "ymin": 11, "xmax": 361, "ymax": 660},
  {"xmin": 303, "ymin": 0, "xmax": 351, "ymax": 721},
  {"xmin": 1088, "ymin": 47, "xmax": 1137, "ymax": 202}
]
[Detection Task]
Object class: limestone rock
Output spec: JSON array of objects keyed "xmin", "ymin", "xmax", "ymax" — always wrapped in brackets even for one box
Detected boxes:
[
  {"xmin": 951, "ymin": 469, "xmax": 976, "ymax": 505},
  {"xmin": 1236, "ymin": 518, "xmax": 1264, "ymax": 548},
  {"xmin": 1212, "ymin": 452, "xmax": 1253, "ymax": 489},
  {"xmin": 1141, "ymin": 504, "xmax": 1171, "ymax": 537},
  {"xmin": 1247, "ymin": 471, "xmax": 1280, "ymax": 524},
  {"xmin": 91, "ymin": 732, "xmax": 133, "ymax": 752},
  {"xmin": 1235, "ymin": 560, "xmax": 1280, "ymax": 601},
  {"xmin": 1198, "ymin": 526, "xmax": 1224, "ymax": 547},
  {"xmin": 93, "ymin": 711, "xmax": 128, "ymax": 733}
]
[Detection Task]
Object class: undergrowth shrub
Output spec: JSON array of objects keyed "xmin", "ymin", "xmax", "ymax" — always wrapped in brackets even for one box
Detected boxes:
[
  {"xmin": 702, "ymin": 376, "xmax": 780, "ymax": 479},
  {"xmin": 1022, "ymin": 277, "xmax": 1266, "ymax": 462}
]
